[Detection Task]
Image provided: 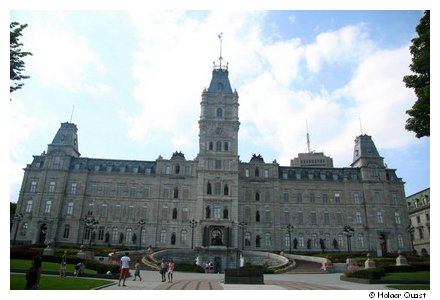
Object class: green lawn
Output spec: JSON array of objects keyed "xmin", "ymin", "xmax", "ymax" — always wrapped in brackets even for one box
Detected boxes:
[
  {"xmin": 10, "ymin": 273, "xmax": 113, "ymax": 290},
  {"xmin": 382, "ymin": 271, "xmax": 430, "ymax": 281},
  {"xmin": 11, "ymin": 259, "xmax": 97, "ymax": 274},
  {"xmin": 387, "ymin": 284, "xmax": 430, "ymax": 290}
]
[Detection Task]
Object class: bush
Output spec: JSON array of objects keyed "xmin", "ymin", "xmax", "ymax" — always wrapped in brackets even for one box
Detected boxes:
[
  {"xmin": 345, "ymin": 267, "xmax": 385, "ymax": 280},
  {"xmin": 242, "ymin": 262, "xmax": 274, "ymax": 274}
]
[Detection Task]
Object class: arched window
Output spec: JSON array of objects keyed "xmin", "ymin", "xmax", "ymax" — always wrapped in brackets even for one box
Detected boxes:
[
  {"xmin": 256, "ymin": 210, "xmax": 260, "ymax": 223},
  {"xmin": 207, "ymin": 182, "xmax": 212, "ymax": 195},
  {"xmin": 255, "ymin": 167, "xmax": 259, "ymax": 177},
  {"xmin": 255, "ymin": 192, "xmax": 260, "ymax": 201},
  {"xmin": 175, "ymin": 164, "xmax": 180, "ymax": 174},
  {"xmin": 224, "ymin": 184, "xmax": 229, "ymax": 196},
  {"xmin": 172, "ymin": 208, "xmax": 178, "ymax": 219},
  {"xmin": 174, "ymin": 187, "xmax": 179, "ymax": 198},
  {"xmin": 171, "ymin": 232, "xmax": 176, "ymax": 245},
  {"xmin": 216, "ymin": 108, "xmax": 223, "ymax": 118}
]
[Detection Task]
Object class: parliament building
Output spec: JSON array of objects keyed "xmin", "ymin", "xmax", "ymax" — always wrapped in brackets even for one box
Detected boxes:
[{"xmin": 12, "ymin": 55, "xmax": 412, "ymax": 256}]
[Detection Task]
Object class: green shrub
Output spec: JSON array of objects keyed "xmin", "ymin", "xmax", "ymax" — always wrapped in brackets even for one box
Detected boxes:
[
  {"xmin": 345, "ymin": 268, "xmax": 385, "ymax": 279},
  {"xmin": 242, "ymin": 262, "xmax": 274, "ymax": 274}
]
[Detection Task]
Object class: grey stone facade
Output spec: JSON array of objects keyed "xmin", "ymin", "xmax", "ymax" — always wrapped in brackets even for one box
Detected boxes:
[
  {"xmin": 11, "ymin": 60, "xmax": 411, "ymax": 255},
  {"xmin": 406, "ymin": 188, "xmax": 430, "ymax": 256}
]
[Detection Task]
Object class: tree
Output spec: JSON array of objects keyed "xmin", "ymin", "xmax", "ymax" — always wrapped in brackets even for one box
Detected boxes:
[
  {"xmin": 403, "ymin": 11, "xmax": 430, "ymax": 138},
  {"xmin": 10, "ymin": 22, "xmax": 33, "ymax": 94}
]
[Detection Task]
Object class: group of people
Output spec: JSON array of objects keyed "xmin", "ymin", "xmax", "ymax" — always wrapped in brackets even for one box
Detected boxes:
[{"xmin": 159, "ymin": 258, "xmax": 175, "ymax": 283}]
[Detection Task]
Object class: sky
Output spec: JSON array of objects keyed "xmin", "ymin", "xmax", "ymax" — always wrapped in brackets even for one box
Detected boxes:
[{"xmin": 8, "ymin": 8, "xmax": 431, "ymax": 204}]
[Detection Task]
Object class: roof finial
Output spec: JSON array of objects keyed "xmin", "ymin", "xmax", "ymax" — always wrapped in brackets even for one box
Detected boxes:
[
  {"xmin": 359, "ymin": 117, "xmax": 364, "ymax": 135},
  {"xmin": 218, "ymin": 32, "xmax": 223, "ymax": 68},
  {"xmin": 306, "ymin": 119, "xmax": 311, "ymax": 153},
  {"xmin": 70, "ymin": 105, "xmax": 75, "ymax": 123},
  {"xmin": 213, "ymin": 33, "xmax": 228, "ymax": 71}
]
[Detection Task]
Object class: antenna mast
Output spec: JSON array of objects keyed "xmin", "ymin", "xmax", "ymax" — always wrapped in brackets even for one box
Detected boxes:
[{"xmin": 306, "ymin": 119, "xmax": 311, "ymax": 153}]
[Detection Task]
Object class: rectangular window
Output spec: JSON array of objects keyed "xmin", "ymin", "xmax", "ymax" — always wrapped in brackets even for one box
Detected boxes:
[
  {"xmin": 144, "ymin": 186, "xmax": 150, "ymax": 198},
  {"xmin": 283, "ymin": 191, "xmax": 289, "ymax": 202},
  {"xmin": 245, "ymin": 169, "xmax": 249, "ymax": 177},
  {"xmin": 63, "ymin": 225, "xmax": 70, "ymax": 239},
  {"xmin": 334, "ymin": 192, "xmax": 341, "ymax": 204},
  {"xmin": 67, "ymin": 202, "xmax": 74, "ymax": 215},
  {"xmin": 70, "ymin": 183, "xmax": 77, "ymax": 194},
  {"xmin": 374, "ymin": 191, "xmax": 382, "ymax": 203},
  {"xmin": 309, "ymin": 192, "xmax": 315, "ymax": 203},
  {"xmin": 183, "ymin": 187, "xmax": 190, "ymax": 199},
  {"xmin": 214, "ymin": 182, "xmax": 221, "ymax": 195},
  {"xmin": 264, "ymin": 169, "xmax": 269, "ymax": 178},
  {"xmin": 353, "ymin": 192, "xmax": 361, "ymax": 204},
  {"xmin": 129, "ymin": 187, "xmax": 136, "ymax": 198},
  {"xmin": 213, "ymin": 204, "xmax": 221, "ymax": 219},
  {"xmin": 30, "ymin": 181, "xmax": 37, "ymax": 193},
  {"xmin": 98, "ymin": 227, "xmax": 105, "ymax": 240},
  {"xmin": 322, "ymin": 193, "xmax": 328, "ymax": 204},
  {"xmin": 45, "ymin": 200, "xmax": 52, "ymax": 214},
  {"xmin": 296, "ymin": 192, "xmax": 302, "ymax": 203},
  {"xmin": 215, "ymin": 160, "xmax": 222, "ymax": 170},
  {"xmin": 324, "ymin": 212, "xmax": 330, "ymax": 225},
  {"xmin": 336, "ymin": 212, "xmax": 342, "ymax": 225},
  {"xmin": 310, "ymin": 212, "xmax": 317, "ymax": 225},
  {"xmin": 101, "ymin": 204, "xmax": 107, "ymax": 218},
  {"xmin": 26, "ymin": 200, "xmax": 33, "ymax": 213},
  {"xmin": 394, "ymin": 212, "xmax": 401, "ymax": 224},
  {"xmin": 297, "ymin": 212, "xmax": 303, "ymax": 225},
  {"xmin": 355, "ymin": 212, "xmax": 362, "ymax": 224},
  {"xmin": 376, "ymin": 211, "xmax": 383, "ymax": 224},
  {"xmin": 49, "ymin": 181, "xmax": 56, "ymax": 193}
]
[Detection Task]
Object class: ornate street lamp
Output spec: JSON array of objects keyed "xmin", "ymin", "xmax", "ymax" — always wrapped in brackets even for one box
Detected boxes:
[
  {"xmin": 286, "ymin": 224, "xmax": 294, "ymax": 254},
  {"xmin": 343, "ymin": 225, "xmax": 355, "ymax": 254},
  {"xmin": 189, "ymin": 219, "xmax": 198, "ymax": 249},
  {"xmin": 138, "ymin": 219, "xmax": 146, "ymax": 249},
  {"xmin": 238, "ymin": 222, "xmax": 247, "ymax": 250},
  {"xmin": 12, "ymin": 213, "xmax": 24, "ymax": 245}
]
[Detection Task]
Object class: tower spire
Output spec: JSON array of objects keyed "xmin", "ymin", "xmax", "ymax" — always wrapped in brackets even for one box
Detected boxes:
[{"xmin": 213, "ymin": 33, "xmax": 228, "ymax": 71}]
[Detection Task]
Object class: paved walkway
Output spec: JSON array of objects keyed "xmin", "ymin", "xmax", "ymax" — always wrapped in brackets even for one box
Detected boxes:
[{"xmin": 99, "ymin": 270, "xmax": 393, "ymax": 290}]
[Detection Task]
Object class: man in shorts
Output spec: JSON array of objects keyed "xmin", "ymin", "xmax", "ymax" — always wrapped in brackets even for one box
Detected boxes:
[{"xmin": 118, "ymin": 252, "xmax": 131, "ymax": 286}]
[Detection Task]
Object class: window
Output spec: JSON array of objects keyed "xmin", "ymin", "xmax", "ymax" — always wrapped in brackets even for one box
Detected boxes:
[
  {"xmin": 264, "ymin": 208, "xmax": 271, "ymax": 224},
  {"xmin": 374, "ymin": 191, "xmax": 382, "ymax": 203},
  {"xmin": 67, "ymin": 202, "xmax": 74, "ymax": 215},
  {"xmin": 205, "ymin": 206, "xmax": 211, "ymax": 219},
  {"xmin": 264, "ymin": 169, "xmax": 269, "ymax": 178},
  {"xmin": 255, "ymin": 192, "xmax": 260, "ymax": 201},
  {"xmin": 183, "ymin": 187, "xmax": 190, "ymax": 199},
  {"xmin": 418, "ymin": 227, "xmax": 424, "ymax": 239},
  {"xmin": 216, "ymin": 108, "xmax": 223, "ymax": 118},
  {"xmin": 334, "ymin": 192, "xmax": 341, "ymax": 204},
  {"xmin": 100, "ymin": 204, "xmax": 107, "ymax": 218},
  {"xmin": 283, "ymin": 209, "xmax": 290, "ymax": 223},
  {"xmin": 256, "ymin": 210, "xmax": 260, "ymax": 223},
  {"xmin": 44, "ymin": 200, "xmax": 52, "ymax": 214},
  {"xmin": 324, "ymin": 211, "xmax": 330, "ymax": 225},
  {"xmin": 213, "ymin": 204, "xmax": 221, "ymax": 219},
  {"xmin": 30, "ymin": 181, "xmax": 37, "ymax": 193},
  {"xmin": 216, "ymin": 141, "xmax": 222, "ymax": 151},
  {"xmin": 171, "ymin": 232, "xmax": 176, "ymax": 245},
  {"xmin": 297, "ymin": 212, "xmax": 303, "ymax": 225},
  {"xmin": 172, "ymin": 208, "xmax": 178, "ymax": 220},
  {"xmin": 255, "ymin": 235, "xmax": 261, "ymax": 248},
  {"xmin": 20, "ymin": 222, "xmax": 28, "ymax": 237},
  {"xmin": 397, "ymin": 234, "xmax": 404, "ymax": 248},
  {"xmin": 26, "ymin": 200, "xmax": 33, "ymax": 213},
  {"xmin": 208, "ymin": 142, "xmax": 213, "ymax": 151},
  {"xmin": 112, "ymin": 228, "xmax": 118, "ymax": 242},
  {"xmin": 130, "ymin": 187, "xmax": 137, "ymax": 198},
  {"xmin": 322, "ymin": 193, "xmax": 328, "ymax": 204},
  {"xmin": 98, "ymin": 227, "xmax": 105, "ymax": 241},
  {"xmin": 215, "ymin": 160, "xmax": 222, "ymax": 169},
  {"xmin": 353, "ymin": 192, "xmax": 361, "ymax": 204},
  {"xmin": 224, "ymin": 142, "xmax": 229, "ymax": 151},
  {"xmin": 355, "ymin": 212, "xmax": 362, "ymax": 224},
  {"xmin": 71, "ymin": 183, "xmax": 77, "ymax": 194},
  {"xmin": 296, "ymin": 192, "xmax": 303, "ymax": 203},
  {"xmin": 224, "ymin": 184, "xmax": 229, "ymax": 196},
  {"xmin": 245, "ymin": 169, "xmax": 249, "ymax": 177},
  {"xmin": 175, "ymin": 164, "xmax": 180, "ymax": 174},
  {"xmin": 336, "ymin": 211, "xmax": 343, "ymax": 225},
  {"xmin": 182, "ymin": 207, "xmax": 189, "ymax": 221},
  {"xmin": 165, "ymin": 165, "xmax": 171, "ymax": 174},
  {"xmin": 376, "ymin": 211, "xmax": 383, "ymax": 224},
  {"xmin": 310, "ymin": 212, "xmax": 317, "ymax": 225},
  {"xmin": 357, "ymin": 234, "xmax": 365, "ymax": 248},
  {"xmin": 298, "ymin": 235, "xmax": 305, "ymax": 248},
  {"xmin": 63, "ymin": 225, "xmax": 70, "ymax": 239},
  {"xmin": 394, "ymin": 212, "xmax": 401, "ymax": 224},
  {"xmin": 180, "ymin": 230, "xmax": 188, "ymax": 244},
  {"xmin": 283, "ymin": 191, "xmax": 289, "ymax": 202},
  {"xmin": 126, "ymin": 228, "xmax": 132, "ymax": 244},
  {"xmin": 265, "ymin": 233, "xmax": 271, "ymax": 247},
  {"xmin": 223, "ymin": 207, "xmax": 229, "ymax": 219},
  {"xmin": 214, "ymin": 182, "xmax": 221, "ymax": 195},
  {"xmin": 416, "ymin": 216, "xmax": 421, "ymax": 223},
  {"xmin": 391, "ymin": 193, "xmax": 399, "ymax": 205},
  {"xmin": 255, "ymin": 167, "xmax": 259, "ymax": 177},
  {"xmin": 245, "ymin": 232, "xmax": 251, "ymax": 246},
  {"xmin": 284, "ymin": 233, "xmax": 290, "ymax": 247},
  {"xmin": 49, "ymin": 181, "xmax": 56, "ymax": 193},
  {"xmin": 174, "ymin": 187, "xmax": 179, "ymax": 198},
  {"xmin": 160, "ymin": 229, "xmax": 167, "ymax": 243},
  {"xmin": 309, "ymin": 192, "xmax": 315, "ymax": 203},
  {"xmin": 161, "ymin": 206, "xmax": 168, "ymax": 219}
]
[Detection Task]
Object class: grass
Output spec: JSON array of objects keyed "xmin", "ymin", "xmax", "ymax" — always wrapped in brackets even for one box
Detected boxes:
[
  {"xmin": 10, "ymin": 273, "xmax": 113, "ymax": 290},
  {"xmin": 11, "ymin": 259, "xmax": 97, "ymax": 274},
  {"xmin": 387, "ymin": 284, "xmax": 430, "ymax": 290},
  {"xmin": 381, "ymin": 271, "xmax": 430, "ymax": 281}
]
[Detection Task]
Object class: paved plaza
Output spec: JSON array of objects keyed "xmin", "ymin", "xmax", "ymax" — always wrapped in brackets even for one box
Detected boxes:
[{"xmin": 98, "ymin": 270, "xmax": 392, "ymax": 290}]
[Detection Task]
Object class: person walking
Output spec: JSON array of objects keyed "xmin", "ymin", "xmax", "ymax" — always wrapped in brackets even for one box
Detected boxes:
[
  {"xmin": 118, "ymin": 252, "xmax": 131, "ymax": 286},
  {"xmin": 60, "ymin": 251, "xmax": 67, "ymax": 277},
  {"xmin": 160, "ymin": 258, "xmax": 167, "ymax": 282},
  {"xmin": 25, "ymin": 256, "xmax": 42, "ymax": 290},
  {"xmin": 133, "ymin": 259, "xmax": 142, "ymax": 281},
  {"xmin": 167, "ymin": 259, "xmax": 175, "ymax": 283}
]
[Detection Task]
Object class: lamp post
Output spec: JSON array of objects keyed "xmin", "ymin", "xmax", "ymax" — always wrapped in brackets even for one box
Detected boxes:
[
  {"xmin": 189, "ymin": 219, "xmax": 198, "ymax": 249},
  {"xmin": 238, "ymin": 221, "xmax": 247, "ymax": 250},
  {"xmin": 407, "ymin": 224, "xmax": 415, "ymax": 254},
  {"xmin": 12, "ymin": 213, "xmax": 24, "ymax": 245},
  {"xmin": 138, "ymin": 219, "xmax": 146, "ymax": 249},
  {"xmin": 343, "ymin": 225, "xmax": 355, "ymax": 254},
  {"xmin": 286, "ymin": 224, "xmax": 293, "ymax": 254}
]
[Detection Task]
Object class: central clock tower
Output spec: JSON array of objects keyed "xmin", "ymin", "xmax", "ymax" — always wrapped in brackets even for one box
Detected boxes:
[{"xmin": 195, "ymin": 53, "xmax": 240, "ymax": 249}]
